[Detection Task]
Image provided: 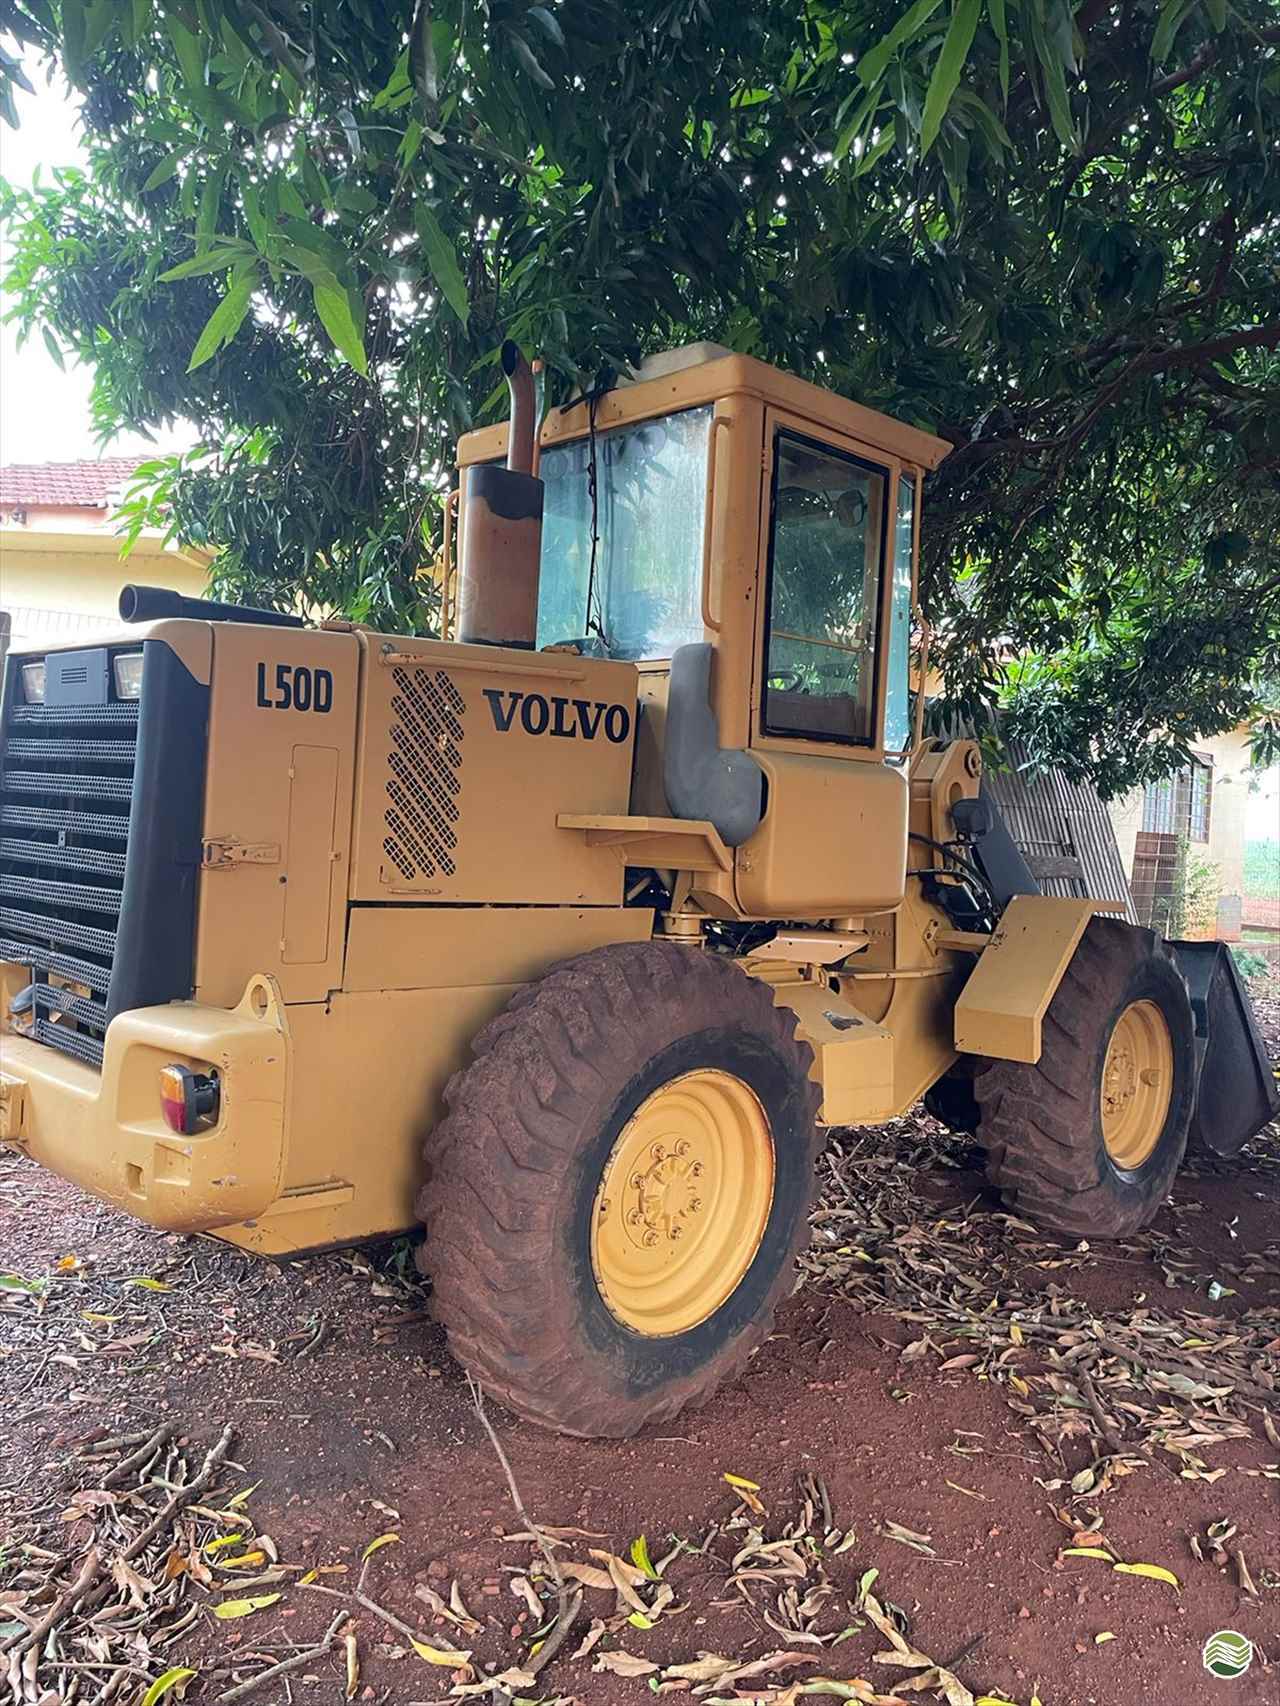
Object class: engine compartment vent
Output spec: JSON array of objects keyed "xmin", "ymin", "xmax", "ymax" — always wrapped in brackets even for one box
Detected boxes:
[{"xmin": 381, "ymin": 666, "xmax": 465, "ymax": 882}]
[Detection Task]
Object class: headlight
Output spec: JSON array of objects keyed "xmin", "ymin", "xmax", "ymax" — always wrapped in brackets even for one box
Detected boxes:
[
  {"xmin": 112, "ymin": 652, "xmax": 144, "ymax": 700},
  {"xmin": 20, "ymin": 662, "xmax": 45, "ymax": 703}
]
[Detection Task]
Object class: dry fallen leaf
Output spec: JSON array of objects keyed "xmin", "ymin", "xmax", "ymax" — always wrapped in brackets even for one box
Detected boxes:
[
  {"xmin": 214, "ymin": 1594, "xmax": 282, "ymax": 1619},
  {"xmin": 594, "ymin": 1649, "xmax": 659, "ymax": 1677},
  {"xmin": 409, "ymin": 1638, "xmax": 473, "ymax": 1677},
  {"xmin": 1113, "ymin": 1561, "xmax": 1179, "ymax": 1589}
]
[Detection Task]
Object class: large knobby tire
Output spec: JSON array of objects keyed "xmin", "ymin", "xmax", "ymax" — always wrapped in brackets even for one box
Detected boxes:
[
  {"xmin": 976, "ymin": 919, "xmax": 1196, "ymax": 1238},
  {"xmin": 416, "ymin": 941, "xmax": 821, "ymax": 1437}
]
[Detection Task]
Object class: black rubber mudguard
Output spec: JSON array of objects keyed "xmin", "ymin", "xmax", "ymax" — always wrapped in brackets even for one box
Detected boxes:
[{"xmin": 1171, "ymin": 940, "xmax": 1280, "ymax": 1158}]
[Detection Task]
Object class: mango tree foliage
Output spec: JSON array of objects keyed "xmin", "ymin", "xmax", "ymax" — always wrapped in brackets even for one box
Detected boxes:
[{"xmin": 1, "ymin": 0, "xmax": 1278, "ymax": 790}]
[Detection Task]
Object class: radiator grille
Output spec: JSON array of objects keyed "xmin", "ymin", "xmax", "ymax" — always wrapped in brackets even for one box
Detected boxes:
[
  {"xmin": 0, "ymin": 676, "xmax": 138, "ymax": 1067},
  {"xmin": 381, "ymin": 666, "xmax": 464, "ymax": 882}
]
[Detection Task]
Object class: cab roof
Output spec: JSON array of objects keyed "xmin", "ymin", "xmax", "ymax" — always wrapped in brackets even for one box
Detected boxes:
[{"xmin": 456, "ymin": 349, "xmax": 953, "ymax": 474}]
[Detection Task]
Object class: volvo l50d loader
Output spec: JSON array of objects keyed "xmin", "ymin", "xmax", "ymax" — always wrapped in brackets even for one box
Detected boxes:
[{"xmin": 1, "ymin": 343, "xmax": 1274, "ymax": 1436}]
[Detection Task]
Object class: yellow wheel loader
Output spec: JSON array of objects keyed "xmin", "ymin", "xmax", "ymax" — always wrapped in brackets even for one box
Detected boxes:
[{"xmin": 1, "ymin": 343, "xmax": 1274, "ymax": 1436}]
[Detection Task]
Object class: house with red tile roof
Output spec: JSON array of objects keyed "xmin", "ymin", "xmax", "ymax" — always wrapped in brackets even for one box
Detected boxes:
[{"xmin": 0, "ymin": 457, "xmax": 210, "ymax": 654}]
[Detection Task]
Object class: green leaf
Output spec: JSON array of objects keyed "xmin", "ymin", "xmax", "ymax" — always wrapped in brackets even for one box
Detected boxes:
[
  {"xmin": 1152, "ymin": 0, "xmax": 1193, "ymax": 63},
  {"xmin": 987, "ymin": 0, "xmax": 1009, "ymax": 105},
  {"xmin": 857, "ymin": 0, "xmax": 945, "ymax": 89},
  {"xmin": 186, "ymin": 266, "xmax": 255, "ymax": 371},
  {"xmin": 414, "ymin": 205, "xmax": 469, "ymax": 325},
  {"xmin": 834, "ymin": 87, "xmax": 878, "ymax": 160},
  {"xmin": 854, "ymin": 127, "xmax": 897, "ymax": 176},
  {"xmin": 398, "ymin": 116, "xmax": 425, "ymax": 168},
  {"xmin": 920, "ymin": 0, "xmax": 983, "ymax": 156},
  {"xmin": 527, "ymin": 6, "xmax": 566, "ymax": 48},
  {"xmin": 62, "ymin": 0, "xmax": 88, "ymax": 80},
  {"xmin": 141, "ymin": 150, "xmax": 183, "ymax": 193},
  {"xmin": 1204, "ymin": 0, "xmax": 1227, "ymax": 28},
  {"xmin": 506, "ymin": 29, "xmax": 554, "ymax": 90},
  {"xmin": 41, "ymin": 325, "xmax": 65, "ymax": 369},
  {"xmin": 160, "ymin": 244, "xmax": 253, "ymax": 281},
  {"xmin": 410, "ymin": 0, "xmax": 438, "ymax": 108},
  {"xmin": 140, "ymin": 1667, "xmax": 197, "ymax": 1706},
  {"xmin": 312, "ymin": 279, "xmax": 368, "ymax": 375},
  {"xmin": 630, "ymin": 1536, "xmax": 659, "ymax": 1580},
  {"xmin": 276, "ymin": 176, "xmax": 310, "ymax": 220},
  {"xmin": 241, "ymin": 181, "xmax": 270, "ymax": 252},
  {"xmin": 165, "ymin": 12, "xmax": 205, "ymax": 90},
  {"xmin": 1027, "ymin": 0, "xmax": 1076, "ymax": 147},
  {"xmin": 196, "ymin": 164, "xmax": 228, "ymax": 253}
]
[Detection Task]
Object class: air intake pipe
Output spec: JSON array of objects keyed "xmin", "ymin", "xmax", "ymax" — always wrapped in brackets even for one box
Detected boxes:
[
  {"xmin": 119, "ymin": 585, "xmax": 305, "ymax": 628},
  {"xmin": 456, "ymin": 340, "xmax": 545, "ymax": 649}
]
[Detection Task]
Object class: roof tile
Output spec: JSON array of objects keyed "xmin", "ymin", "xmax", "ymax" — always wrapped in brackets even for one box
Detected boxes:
[{"xmin": 0, "ymin": 457, "xmax": 148, "ymax": 509}]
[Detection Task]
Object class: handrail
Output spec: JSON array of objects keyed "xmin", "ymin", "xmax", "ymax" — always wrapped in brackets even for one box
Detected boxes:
[{"xmin": 700, "ymin": 414, "xmax": 733, "ymax": 633}]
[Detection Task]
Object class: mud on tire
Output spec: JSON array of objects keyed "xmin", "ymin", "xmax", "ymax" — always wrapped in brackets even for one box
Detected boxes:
[
  {"xmin": 976, "ymin": 919, "xmax": 1196, "ymax": 1238},
  {"xmin": 416, "ymin": 941, "xmax": 821, "ymax": 1437}
]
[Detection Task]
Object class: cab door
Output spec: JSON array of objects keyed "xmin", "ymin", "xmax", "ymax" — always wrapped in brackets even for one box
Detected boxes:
[{"xmin": 734, "ymin": 411, "xmax": 910, "ymax": 918}]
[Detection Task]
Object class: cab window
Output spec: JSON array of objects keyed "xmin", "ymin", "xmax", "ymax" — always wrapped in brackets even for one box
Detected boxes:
[
  {"xmin": 535, "ymin": 405, "xmax": 711, "ymax": 660},
  {"xmin": 763, "ymin": 432, "xmax": 887, "ymax": 745}
]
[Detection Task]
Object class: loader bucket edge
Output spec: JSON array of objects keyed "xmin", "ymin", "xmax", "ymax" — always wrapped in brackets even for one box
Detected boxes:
[{"xmin": 1171, "ymin": 939, "xmax": 1280, "ymax": 1159}]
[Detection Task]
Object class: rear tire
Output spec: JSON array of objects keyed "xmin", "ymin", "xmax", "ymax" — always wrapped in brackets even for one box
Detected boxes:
[
  {"xmin": 416, "ymin": 941, "xmax": 821, "ymax": 1437},
  {"xmin": 976, "ymin": 920, "xmax": 1195, "ymax": 1237}
]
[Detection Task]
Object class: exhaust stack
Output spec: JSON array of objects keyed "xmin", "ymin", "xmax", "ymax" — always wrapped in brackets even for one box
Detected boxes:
[{"xmin": 456, "ymin": 340, "xmax": 545, "ymax": 649}]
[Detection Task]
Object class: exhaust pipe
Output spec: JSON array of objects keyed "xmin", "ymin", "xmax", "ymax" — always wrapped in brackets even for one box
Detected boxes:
[
  {"xmin": 456, "ymin": 340, "xmax": 545, "ymax": 650},
  {"xmin": 120, "ymin": 584, "xmax": 305, "ymax": 628},
  {"xmin": 504, "ymin": 340, "xmax": 536, "ymax": 475}
]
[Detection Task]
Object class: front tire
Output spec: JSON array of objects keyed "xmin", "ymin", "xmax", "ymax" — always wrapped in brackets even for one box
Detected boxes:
[
  {"xmin": 416, "ymin": 941, "xmax": 820, "ymax": 1437},
  {"xmin": 976, "ymin": 920, "xmax": 1195, "ymax": 1237}
]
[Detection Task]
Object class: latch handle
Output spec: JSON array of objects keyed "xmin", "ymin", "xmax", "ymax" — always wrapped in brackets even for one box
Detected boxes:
[{"xmin": 202, "ymin": 838, "xmax": 281, "ymax": 871}]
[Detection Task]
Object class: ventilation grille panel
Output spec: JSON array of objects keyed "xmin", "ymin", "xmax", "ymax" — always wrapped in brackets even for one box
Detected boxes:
[
  {"xmin": 0, "ymin": 673, "xmax": 139, "ymax": 1068},
  {"xmin": 382, "ymin": 667, "xmax": 465, "ymax": 882}
]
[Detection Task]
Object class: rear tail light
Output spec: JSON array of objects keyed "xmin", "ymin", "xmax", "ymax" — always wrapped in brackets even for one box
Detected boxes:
[{"xmin": 159, "ymin": 1064, "xmax": 220, "ymax": 1135}]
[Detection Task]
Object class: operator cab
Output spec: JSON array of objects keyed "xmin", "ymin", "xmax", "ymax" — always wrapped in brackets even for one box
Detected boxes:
[{"xmin": 455, "ymin": 345, "xmax": 950, "ymax": 921}]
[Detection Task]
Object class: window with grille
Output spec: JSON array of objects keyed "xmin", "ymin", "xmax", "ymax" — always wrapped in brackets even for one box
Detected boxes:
[{"xmin": 1141, "ymin": 755, "xmax": 1212, "ymax": 842}]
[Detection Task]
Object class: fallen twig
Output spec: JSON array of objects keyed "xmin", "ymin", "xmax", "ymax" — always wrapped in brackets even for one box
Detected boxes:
[
  {"xmin": 216, "ymin": 1610, "xmax": 348, "ymax": 1703},
  {"xmin": 0, "ymin": 1546, "xmax": 100, "ymax": 1657},
  {"xmin": 103, "ymin": 1422, "xmax": 177, "ymax": 1488},
  {"xmin": 466, "ymin": 1377, "xmax": 567, "ymax": 1600}
]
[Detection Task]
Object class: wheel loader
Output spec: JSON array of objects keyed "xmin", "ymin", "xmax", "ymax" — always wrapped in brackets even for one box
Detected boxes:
[{"xmin": 0, "ymin": 342, "xmax": 1274, "ymax": 1437}]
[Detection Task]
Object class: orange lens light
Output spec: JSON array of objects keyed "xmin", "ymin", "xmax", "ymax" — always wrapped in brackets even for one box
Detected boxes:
[{"xmin": 158, "ymin": 1064, "xmax": 219, "ymax": 1134}]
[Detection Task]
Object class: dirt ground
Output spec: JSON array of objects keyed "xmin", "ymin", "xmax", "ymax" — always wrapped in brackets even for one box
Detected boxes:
[{"xmin": 2, "ymin": 982, "xmax": 1277, "ymax": 1706}]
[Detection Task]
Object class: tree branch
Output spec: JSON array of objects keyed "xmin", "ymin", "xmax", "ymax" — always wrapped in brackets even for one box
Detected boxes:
[{"xmin": 1151, "ymin": 42, "xmax": 1218, "ymax": 98}]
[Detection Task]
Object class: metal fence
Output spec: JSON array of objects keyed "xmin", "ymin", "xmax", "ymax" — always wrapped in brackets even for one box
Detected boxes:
[{"xmin": 984, "ymin": 743, "xmax": 1139, "ymax": 924}]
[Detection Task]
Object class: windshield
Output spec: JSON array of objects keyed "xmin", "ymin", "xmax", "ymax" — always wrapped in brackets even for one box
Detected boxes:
[{"xmin": 535, "ymin": 404, "xmax": 712, "ymax": 660}]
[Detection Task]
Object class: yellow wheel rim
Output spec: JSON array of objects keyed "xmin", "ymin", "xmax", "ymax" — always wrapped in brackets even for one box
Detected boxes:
[
  {"xmin": 1101, "ymin": 999, "xmax": 1174, "ymax": 1169},
  {"xmin": 590, "ymin": 1069, "xmax": 775, "ymax": 1336}
]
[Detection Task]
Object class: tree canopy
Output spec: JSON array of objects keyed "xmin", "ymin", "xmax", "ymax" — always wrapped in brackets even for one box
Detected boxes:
[{"xmin": 2, "ymin": 0, "xmax": 1278, "ymax": 793}]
